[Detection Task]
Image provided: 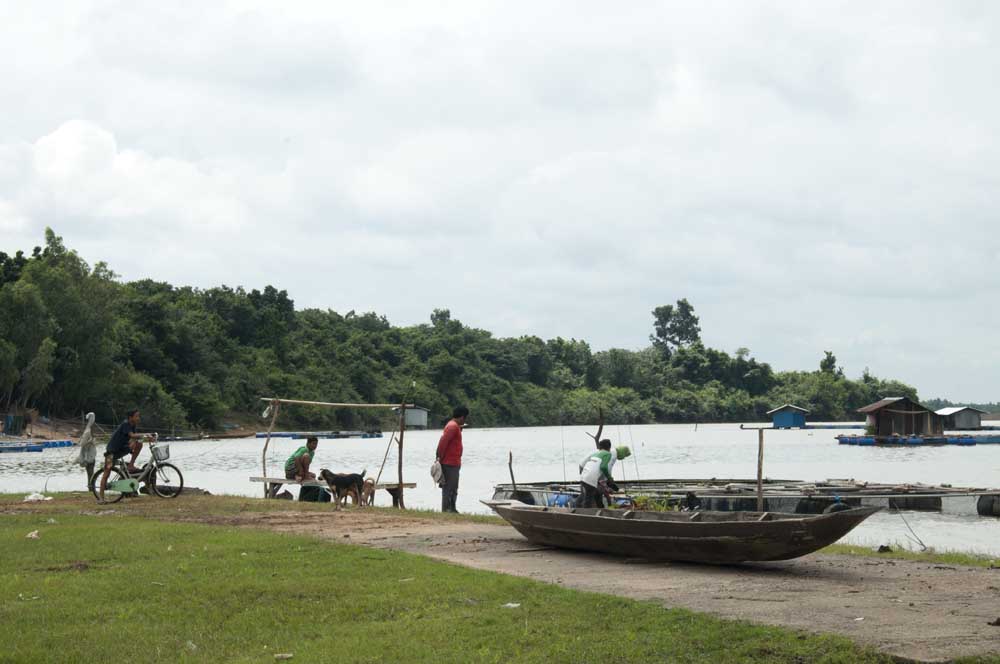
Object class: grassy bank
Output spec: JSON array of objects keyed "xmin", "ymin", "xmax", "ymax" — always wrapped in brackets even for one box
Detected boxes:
[
  {"xmin": 0, "ymin": 492, "xmax": 506, "ymax": 524},
  {"xmin": 0, "ymin": 513, "xmax": 899, "ymax": 664},
  {"xmin": 821, "ymin": 543, "xmax": 999, "ymax": 568},
  {"xmin": 4, "ymin": 492, "xmax": 997, "ymax": 568}
]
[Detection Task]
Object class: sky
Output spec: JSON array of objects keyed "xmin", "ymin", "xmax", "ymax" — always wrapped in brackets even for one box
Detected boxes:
[{"xmin": 1, "ymin": 1, "xmax": 999, "ymax": 402}]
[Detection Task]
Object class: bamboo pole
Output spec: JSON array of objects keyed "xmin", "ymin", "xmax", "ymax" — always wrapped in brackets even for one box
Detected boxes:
[
  {"xmin": 508, "ymin": 451, "xmax": 518, "ymax": 495},
  {"xmin": 259, "ymin": 397, "xmax": 414, "ymax": 409},
  {"xmin": 397, "ymin": 403, "xmax": 406, "ymax": 509},
  {"xmin": 260, "ymin": 401, "xmax": 281, "ymax": 498}
]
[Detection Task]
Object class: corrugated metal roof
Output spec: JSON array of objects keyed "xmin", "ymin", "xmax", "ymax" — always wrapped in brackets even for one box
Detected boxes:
[
  {"xmin": 856, "ymin": 397, "xmax": 905, "ymax": 413},
  {"xmin": 935, "ymin": 406, "xmax": 988, "ymax": 416},
  {"xmin": 766, "ymin": 404, "xmax": 810, "ymax": 415}
]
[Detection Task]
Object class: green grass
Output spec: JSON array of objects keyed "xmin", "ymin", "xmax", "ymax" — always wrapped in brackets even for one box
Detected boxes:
[
  {"xmin": 0, "ymin": 492, "xmax": 505, "ymax": 524},
  {"xmin": 0, "ymin": 514, "xmax": 897, "ymax": 664}
]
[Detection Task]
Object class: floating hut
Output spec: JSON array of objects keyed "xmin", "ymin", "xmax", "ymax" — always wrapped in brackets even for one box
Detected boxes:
[
  {"xmin": 766, "ymin": 404, "xmax": 809, "ymax": 429},
  {"xmin": 936, "ymin": 406, "xmax": 987, "ymax": 430},
  {"xmin": 392, "ymin": 405, "xmax": 429, "ymax": 429},
  {"xmin": 857, "ymin": 397, "xmax": 943, "ymax": 436}
]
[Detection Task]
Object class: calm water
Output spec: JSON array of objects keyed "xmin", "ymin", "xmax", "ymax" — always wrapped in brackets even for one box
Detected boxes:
[{"xmin": 4, "ymin": 423, "xmax": 999, "ymax": 556}]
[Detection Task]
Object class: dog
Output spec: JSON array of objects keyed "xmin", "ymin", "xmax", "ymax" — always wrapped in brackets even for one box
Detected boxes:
[
  {"xmin": 319, "ymin": 468, "xmax": 366, "ymax": 509},
  {"xmin": 360, "ymin": 477, "xmax": 376, "ymax": 506}
]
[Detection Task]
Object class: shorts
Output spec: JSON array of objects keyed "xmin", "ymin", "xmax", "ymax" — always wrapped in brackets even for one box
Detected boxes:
[{"xmin": 104, "ymin": 449, "xmax": 128, "ymax": 466}]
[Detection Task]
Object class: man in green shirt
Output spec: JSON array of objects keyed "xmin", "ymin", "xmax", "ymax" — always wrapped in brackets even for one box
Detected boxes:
[
  {"xmin": 269, "ymin": 436, "xmax": 318, "ymax": 498},
  {"xmin": 577, "ymin": 438, "xmax": 618, "ymax": 508}
]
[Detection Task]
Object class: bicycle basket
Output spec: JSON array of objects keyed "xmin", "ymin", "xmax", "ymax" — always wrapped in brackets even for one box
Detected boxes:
[{"xmin": 152, "ymin": 444, "xmax": 170, "ymax": 461}]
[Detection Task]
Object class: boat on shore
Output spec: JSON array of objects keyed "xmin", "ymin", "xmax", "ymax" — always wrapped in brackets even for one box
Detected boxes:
[
  {"xmin": 484, "ymin": 500, "xmax": 880, "ymax": 563},
  {"xmin": 491, "ymin": 478, "xmax": 1000, "ymax": 517},
  {"xmin": 0, "ymin": 442, "xmax": 44, "ymax": 453},
  {"xmin": 0, "ymin": 439, "xmax": 72, "ymax": 453}
]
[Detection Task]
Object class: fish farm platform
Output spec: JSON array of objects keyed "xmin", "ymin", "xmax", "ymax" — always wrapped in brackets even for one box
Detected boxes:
[
  {"xmin": 492, "ymin": 478, "xmax": 1000, "ymax": 517},
  {"xmin": 0, "ymin": 439, "xmax": 73, "ymax": 453},
  {"xmin": 254, "ymin": 431, "xmax": 383, "ymax": 439},
  {"xmin": 837, "ymin": 434, "xmax": 1000, "ymax": 446}
]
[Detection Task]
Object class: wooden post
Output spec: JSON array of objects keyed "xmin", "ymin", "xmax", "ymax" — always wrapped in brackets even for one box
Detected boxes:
[
  {"xmin": 756, "ymin": 428, "xmax": 765, "ymax": 512},
  {"xmin": 260, "ymin": 401, "xmax": 280, "ymax": 498},
  {"xmin": 397, "ymin": 403, "xmax": 406, "ymax": 509},
  {"xmin": 740, "ymin": 423, "xmax": 768, "ymax": 512}
]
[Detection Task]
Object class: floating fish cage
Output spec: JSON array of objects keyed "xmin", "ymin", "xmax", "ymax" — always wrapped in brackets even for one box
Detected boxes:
[{"xmin": 837, "ymin": 434, "xmax": 1000, "ymax": 446}]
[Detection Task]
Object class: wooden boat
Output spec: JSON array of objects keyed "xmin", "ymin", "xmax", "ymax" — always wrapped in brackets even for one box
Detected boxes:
[
  {"xmin": 491, "ymin": 478, "xmax": 1000, "ymax": 516},
  {"xmin": 484, "ymin": 501, "xmax": 880, "ymax": 563}
]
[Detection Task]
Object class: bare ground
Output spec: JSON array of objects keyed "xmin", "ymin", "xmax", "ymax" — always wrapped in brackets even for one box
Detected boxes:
[{"xmin": 5, "ymin": 499, "xmax": 1000, "ymax": 662}]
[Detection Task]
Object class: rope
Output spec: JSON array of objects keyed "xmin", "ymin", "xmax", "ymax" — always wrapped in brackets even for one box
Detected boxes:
[
  {"xmin": 889, "ymin": 499, "xmax": 928, "ymax": 551},
  {"xmin": 627, "ymin": 420, "xmax": 640, "ymax": 482},
  {"xmin": 167, "ymin": 437, "xmax": 231, "ymax": 462},
  {"xmin": 374, "ymin": 427, "xmax": 399, "ymax": 486},
  {"xmin": 559, "ymin": 412, "xmax": 566, "ymax": 483}
]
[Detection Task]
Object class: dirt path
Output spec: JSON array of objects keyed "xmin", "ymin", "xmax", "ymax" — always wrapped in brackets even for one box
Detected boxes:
[{"xmin": 169, "ymin": 509, "xmax": 1000, "ymax": 663}]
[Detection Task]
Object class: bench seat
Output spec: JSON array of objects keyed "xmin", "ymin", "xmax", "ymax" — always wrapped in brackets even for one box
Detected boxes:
[{"xmin": 249, "ymin": 476, "xmax": 415, "ymax": 491}]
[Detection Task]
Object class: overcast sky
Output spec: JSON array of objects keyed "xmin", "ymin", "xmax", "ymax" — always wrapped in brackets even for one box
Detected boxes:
[{"xmin": 2, "ymin": 2, "xmax": 998, "ymax": 402}]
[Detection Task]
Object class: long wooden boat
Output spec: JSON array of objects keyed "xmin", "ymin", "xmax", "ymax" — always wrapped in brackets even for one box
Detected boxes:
[
  {"xmin": 484, "ymin": 501, "xmax": 880, "ymax": 563},
  {"xmin": 491, "ymin": 478, "xmax": 1000, "ymax": 517}
]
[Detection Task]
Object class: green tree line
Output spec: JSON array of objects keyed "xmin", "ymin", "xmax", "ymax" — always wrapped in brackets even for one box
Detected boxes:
[{"xmin": 0, "ymin": 230, "xmax": 925, "ymax": 430}]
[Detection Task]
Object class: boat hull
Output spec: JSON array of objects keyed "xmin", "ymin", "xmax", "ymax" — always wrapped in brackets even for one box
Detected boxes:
[{"xmin": 487, "ymin": 503, "xmax": 880, "ymax": 563}]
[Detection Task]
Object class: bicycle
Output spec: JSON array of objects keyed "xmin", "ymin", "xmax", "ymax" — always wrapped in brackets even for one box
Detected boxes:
[{"xmin": 90, "ymin": 435, "xmax": 184, "ymax": 503}]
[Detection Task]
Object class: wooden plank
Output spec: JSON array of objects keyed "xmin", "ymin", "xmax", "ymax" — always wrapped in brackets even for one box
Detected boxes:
[{"xmin": 248, "ymin": 477, "xmax": 415, "ymax": 489}]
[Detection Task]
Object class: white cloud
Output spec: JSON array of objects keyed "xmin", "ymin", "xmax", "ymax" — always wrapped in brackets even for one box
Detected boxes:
[{"xmin": 1, "ymin": 1, "xmax": 999, "ymax": 400}]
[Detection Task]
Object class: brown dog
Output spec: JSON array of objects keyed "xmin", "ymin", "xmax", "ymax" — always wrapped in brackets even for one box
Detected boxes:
[
  {"xmin": 360, "ymin": 477, "xmax": 376, "ymax": 506},
  {"xmin": 319, "ymin": 468, "xmax": 366, "ymax": 509}
]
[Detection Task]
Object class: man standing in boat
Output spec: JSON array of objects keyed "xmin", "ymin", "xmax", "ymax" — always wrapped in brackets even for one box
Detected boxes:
[
  {"xmin": 436, "ymin": 405, "xmax": 468, "ymax": 513},
  {"xmin": 577, "ymin": 439, "xmax": 618, "ymax": 508}
]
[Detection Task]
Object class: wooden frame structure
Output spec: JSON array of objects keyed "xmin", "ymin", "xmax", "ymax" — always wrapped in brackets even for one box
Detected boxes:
[{"xmin": 258, "ymin": 397, "xmax": 415, "ymax": 508}]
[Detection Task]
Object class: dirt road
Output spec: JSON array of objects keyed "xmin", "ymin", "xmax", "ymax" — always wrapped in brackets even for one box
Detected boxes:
[{"xmin": 184, "ymin": 509, "xmax": 1000, "ymax": 663}]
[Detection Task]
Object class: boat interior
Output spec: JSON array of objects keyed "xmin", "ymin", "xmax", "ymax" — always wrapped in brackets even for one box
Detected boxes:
[{"xmin": 491, "ymin": 501, "xmax": 839, "ymax": 523}]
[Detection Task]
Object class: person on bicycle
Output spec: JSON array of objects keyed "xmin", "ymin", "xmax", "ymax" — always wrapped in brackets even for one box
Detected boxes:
[{"xmin": 98, "ymin": 409, "xmax": 145, "ymax": 502}]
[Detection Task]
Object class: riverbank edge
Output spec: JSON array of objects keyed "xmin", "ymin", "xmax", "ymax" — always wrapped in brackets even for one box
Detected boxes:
[{"xmin": 2, "ymin": 492, "xmax": 997, "ymax": 568}]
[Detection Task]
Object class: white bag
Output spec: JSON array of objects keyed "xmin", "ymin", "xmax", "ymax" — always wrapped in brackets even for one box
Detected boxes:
[{"xmin": 430, "ymin": 459, "xmax": 443, "ymax": 485}]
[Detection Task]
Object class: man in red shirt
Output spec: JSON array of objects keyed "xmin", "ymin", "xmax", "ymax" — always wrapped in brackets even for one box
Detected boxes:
[{"xmin": 435, "ymin": 405, "xmax": 469, "ymax": 513}]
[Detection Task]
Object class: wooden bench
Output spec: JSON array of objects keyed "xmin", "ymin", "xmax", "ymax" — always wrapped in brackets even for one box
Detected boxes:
[{"xmin": 249, "ymin": 477, "xmax": 416, "ymax": 507}]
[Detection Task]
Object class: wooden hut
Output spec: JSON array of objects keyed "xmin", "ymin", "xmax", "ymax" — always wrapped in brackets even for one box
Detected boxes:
[
  {"xmin": 766, "ymin": 404, "xmax": 809, "ymax": 429},
  {"xmin": 935, "ymin": 406, "xmax": 987, "ymax": 430},
  {"xmin": 858, "ymin": 397, "xmax": 943, "ymax": 436},
  {"xmin": 392, "ymin": 405, "xmax": 429, "ymax": 429}
]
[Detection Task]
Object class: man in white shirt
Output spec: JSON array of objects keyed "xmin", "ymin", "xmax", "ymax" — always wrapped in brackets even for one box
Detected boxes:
[{"xmin": 577, "ymin": 438, "xmax": 617, "ymax": 508}]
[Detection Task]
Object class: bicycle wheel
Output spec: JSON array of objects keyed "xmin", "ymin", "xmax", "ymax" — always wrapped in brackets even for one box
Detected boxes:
[
  {"xmin": 91, "ymin": 467, "xmax": 127, "ymax": 504},
  {"xmin": 150, "ymin": 463, "xmax": 184, "ymax": 498}
]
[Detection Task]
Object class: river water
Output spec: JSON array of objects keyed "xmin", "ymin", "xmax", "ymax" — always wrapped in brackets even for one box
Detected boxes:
[{"xmin": 3, "ymin": 423, "xmax": 999, "ymax": 556}]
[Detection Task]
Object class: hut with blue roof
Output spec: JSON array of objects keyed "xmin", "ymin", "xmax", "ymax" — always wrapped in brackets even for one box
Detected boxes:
[{"xmin": 767, "ymin": 404, "xmax": 809, "ymax": 429}]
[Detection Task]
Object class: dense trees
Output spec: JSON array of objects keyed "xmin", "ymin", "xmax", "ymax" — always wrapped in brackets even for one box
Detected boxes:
[{"xmin": 0, "ymin": 230, "xmax": 937, "ymax": 429}]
